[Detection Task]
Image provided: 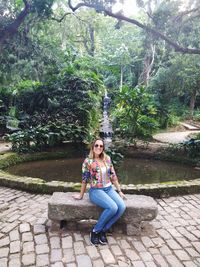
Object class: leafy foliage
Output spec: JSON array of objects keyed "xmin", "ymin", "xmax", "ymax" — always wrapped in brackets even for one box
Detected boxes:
[
  {"xmin": 149, "ymin": 53, "xmax": 200, "ymax": 125},
  {"xmin": 167, "ymin": 138, "xmax": 200, "ymax": 159},
  {"xmin": 4, "ymin": 121, "xmax": 87, "ymax": 152},
  {"xmin": 112, "ymin": 85, "xmax": 158, "ymax": 140},
  {"xmin": 106, "ymin": 147, "xmax": 124, "ymax": 167},
  {"xmin": 5, "ymin": 68, "xmax": 103, "ymax": 152}
]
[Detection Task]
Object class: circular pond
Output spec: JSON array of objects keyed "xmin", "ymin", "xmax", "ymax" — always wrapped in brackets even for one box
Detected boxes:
[{"xmin": 6, "ymin": 157, "xmax": 200, "ymax": 184}]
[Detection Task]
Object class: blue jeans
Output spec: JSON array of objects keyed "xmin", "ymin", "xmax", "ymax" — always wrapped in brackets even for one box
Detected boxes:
[{"xmin": 89, "ymin": 185, "xmax": 126, "ymax": 233}]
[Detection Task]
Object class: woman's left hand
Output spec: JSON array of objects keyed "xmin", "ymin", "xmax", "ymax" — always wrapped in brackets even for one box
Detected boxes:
[{"xmin": 119, "ymin": 191, "xmax": 127, "ymax": 200}]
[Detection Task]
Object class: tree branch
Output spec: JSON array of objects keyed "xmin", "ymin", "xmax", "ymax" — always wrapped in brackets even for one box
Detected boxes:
[
  {"xmin": 146, "ymin": 11, "xmax": 154, "ymax": 21},
  {"xmin": 68, "ymin": 0, "xmax": 96, "ymax": 12},
  {"xmin": 173, "ymin": 6, "xmax": 200, "ymax": 22},
  {"xmin": 67, "ymin": 0, "xmax": 200, "ymax": 55},
  {"xmin": 51, "ymin": 12, "xmax": 72, "ymax": 22}
]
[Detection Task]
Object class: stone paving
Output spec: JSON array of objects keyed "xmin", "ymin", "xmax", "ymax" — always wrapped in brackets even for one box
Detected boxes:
[{"xmin": 0, "ymin": 186, "xmax": 200, "ymax": 267}]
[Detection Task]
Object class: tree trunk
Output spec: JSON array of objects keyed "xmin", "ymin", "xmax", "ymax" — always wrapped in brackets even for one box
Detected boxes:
[
  {"xmin": 138, "ymin": 0, "xmax": 155, "ymax": 86},
  {"xmin": 83, "ymin": 23, "xmax": 95, "ymax": 57},
  {"xmin": 0, "ymin": 2, "xmax": 30, "ymax": 49},
  {"xmin": 120, "ymin": 65, "xmax": 123, "ymax": 92},
  {"xmin": 139, "ymin": 43, "xmax": 155, "ymax": 85},
  {"xmin": 89, "ymin": 24, "xmax": 95, "ymax": 57},
  {"xmin": 189, "ymin": 90, "xmax": 197, "ymax": 117}
]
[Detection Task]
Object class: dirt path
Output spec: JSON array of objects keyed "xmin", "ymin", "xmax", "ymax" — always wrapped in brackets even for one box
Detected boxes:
[
  {"xmin": 0, "ymin": 141, "xmax": 11, "ymax": 153},
  {"xmin": 153, "ymin": 130, "xmax": 200, "ymax": 144}
]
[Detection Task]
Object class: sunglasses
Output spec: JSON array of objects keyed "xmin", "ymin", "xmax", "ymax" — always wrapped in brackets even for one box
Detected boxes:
[{"xmin": 94, "ymin": 144, "xmax": 103, "ymax": 148}]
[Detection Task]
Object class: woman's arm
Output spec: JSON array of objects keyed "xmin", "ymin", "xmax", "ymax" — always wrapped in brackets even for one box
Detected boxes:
[
  {"xmin": 108, "ymin": 155, "xmax": 126, "ymax": 199},
  {"xmin": 73, "ymin": 182, "xmax": 87, "ymax": 200},
  {"xmin": 73, "ymin": 158, "xmax": 90, "ymax": 200},
  {"xmin": 112, "ymin": 179, "xmax": 126, "ymax": 199}
]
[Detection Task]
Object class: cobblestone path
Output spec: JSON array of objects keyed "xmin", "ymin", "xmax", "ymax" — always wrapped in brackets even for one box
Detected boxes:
[{"xmin": 0, "ymin": 187, "xmax": 200, "ymax": 267}]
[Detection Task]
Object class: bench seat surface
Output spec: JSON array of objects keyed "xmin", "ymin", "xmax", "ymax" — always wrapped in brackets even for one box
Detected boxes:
[{"xmin": 48, "ymin": 192, "xmax": 158, "ymax": 223}]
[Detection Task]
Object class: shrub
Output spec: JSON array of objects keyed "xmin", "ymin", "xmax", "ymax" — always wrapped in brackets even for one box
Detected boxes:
[
  {"xmin": 5, "ymin": 69, "xmax": 103, "ymax": 152},
  {"xmin": 112, "ymin": 85, "xmax": 158, "ymax": 140},
  {"xmin": 5, "ymin": 121, "xmax": 88, "ymax": 153}
]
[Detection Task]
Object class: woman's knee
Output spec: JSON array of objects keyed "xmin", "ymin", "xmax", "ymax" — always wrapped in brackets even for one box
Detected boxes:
[
  {"xmin": 118, "ymin": 202, "xmax": 126, "ymax": 215},
  {"xmin": 109, "ymin": 203, "xmax": 118, "ymax": 215}
]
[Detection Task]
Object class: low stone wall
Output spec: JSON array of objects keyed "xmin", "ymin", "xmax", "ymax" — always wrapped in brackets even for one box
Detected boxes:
[
  {"xmin": 0, "ymin": 168, "xmax": 200, "ymax": 197},
  {"xmin": 0, "ymin": 151, "xmax": 200, "ymax": 197}
]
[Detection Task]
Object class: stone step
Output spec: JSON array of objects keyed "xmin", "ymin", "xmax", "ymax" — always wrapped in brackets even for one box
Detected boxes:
[{"xmin": 180, "ymin": 122, "xmax": 199, "ymax": 130}]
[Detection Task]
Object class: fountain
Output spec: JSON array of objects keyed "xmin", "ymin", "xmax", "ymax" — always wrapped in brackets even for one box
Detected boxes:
[{"xmin": 99, "ymin": 91, "xmax": 113, "ymax": 148}]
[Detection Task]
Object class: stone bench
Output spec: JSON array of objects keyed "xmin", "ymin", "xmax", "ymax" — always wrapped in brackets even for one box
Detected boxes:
[{"xmin": 48, "ymin": 192, "xmax": 158, "ymax": 235}]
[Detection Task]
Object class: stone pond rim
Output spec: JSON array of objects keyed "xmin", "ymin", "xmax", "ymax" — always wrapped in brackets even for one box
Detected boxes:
[{"xmin": 0, "ymin": 150, "xmax": 200, "ymax": 198}]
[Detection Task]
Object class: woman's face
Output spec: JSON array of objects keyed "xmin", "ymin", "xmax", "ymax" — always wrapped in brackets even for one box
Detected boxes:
[{"xmin": 93, "ymin": 140, "xmax": 104, "ymax": 157}]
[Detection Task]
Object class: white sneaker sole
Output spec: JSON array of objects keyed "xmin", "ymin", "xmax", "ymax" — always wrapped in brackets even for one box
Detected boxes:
[{"xmin": 99, "ymin": 239, "xmax": 108, "ymax": 245}]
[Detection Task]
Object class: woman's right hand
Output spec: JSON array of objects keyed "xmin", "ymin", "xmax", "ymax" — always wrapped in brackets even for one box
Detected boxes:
[
  {"xmin": 72, "ymin": 194, "xmax": 83, "ymax": 200},
  {"xmin": 119, "ymin": 191, "xmax": 127, "ymax": 200}
]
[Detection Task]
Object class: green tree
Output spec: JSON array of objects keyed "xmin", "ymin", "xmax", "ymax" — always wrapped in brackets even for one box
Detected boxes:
[
  {"xmin": 0, "ymin": 0, "xmax": 54, "ymax": 48},
  {"xmin": 149, "ymin": 54, "xmax": 200, "ymax": 123}
]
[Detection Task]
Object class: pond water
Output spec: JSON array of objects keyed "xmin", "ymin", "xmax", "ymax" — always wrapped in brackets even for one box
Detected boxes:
[
  {"xmin": 118, "ymin": 158, "xmax": 200, "ymax": 184},
  {"xmin": 6, "ymin": 158, "xmax": 200, "ymax": 184}
]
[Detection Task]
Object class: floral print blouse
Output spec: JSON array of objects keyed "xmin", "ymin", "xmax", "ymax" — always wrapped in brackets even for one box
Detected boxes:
[{"xmin": 82, "ymin": 155, "xmax": 118, "ymax": 188}]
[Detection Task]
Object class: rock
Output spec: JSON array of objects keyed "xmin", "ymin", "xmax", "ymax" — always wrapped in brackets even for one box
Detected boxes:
[
  {"xmin": 48, "ymin": 192, "xmax": 158, "ymax": 235},
  {"xmin": 0, "ymin": 202, "xmax": 9, "ymax": 211}
]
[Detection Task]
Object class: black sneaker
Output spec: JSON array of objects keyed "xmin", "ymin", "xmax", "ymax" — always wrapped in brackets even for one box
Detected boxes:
[
  {"xmin": 90, "ymin": 229, "xmax": 99, "ymax": 246},
  {"xmin": 99, "ymin": 231, "xmax": 108, "ymax": 245}
]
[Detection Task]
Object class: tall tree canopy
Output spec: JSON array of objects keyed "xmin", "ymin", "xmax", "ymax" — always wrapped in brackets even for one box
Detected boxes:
[
  {"xmin": 2, "ymin": 0, "xmax": 200, "ymax": 143},
  {"xmin": 67, "ymin": 0, "xmax": 200, "ymax": 55}
]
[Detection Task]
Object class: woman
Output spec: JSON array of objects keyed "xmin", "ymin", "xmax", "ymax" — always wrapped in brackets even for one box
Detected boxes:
[{"xmin": 73, "ymin": 138, "xmax": 126, "ymax": 246}]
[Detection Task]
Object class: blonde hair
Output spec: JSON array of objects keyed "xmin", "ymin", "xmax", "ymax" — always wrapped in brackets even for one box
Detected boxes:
[{"xmin": 88, "ymin": 138, "xmax": 106, "ymax": 160}]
